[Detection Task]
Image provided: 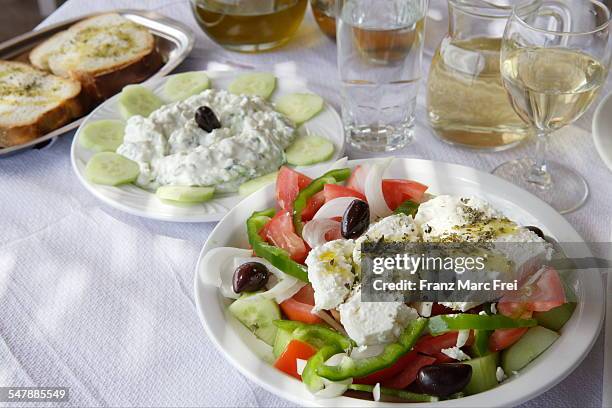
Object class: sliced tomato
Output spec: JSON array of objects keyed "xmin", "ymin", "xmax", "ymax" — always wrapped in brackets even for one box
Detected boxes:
[
  {"xmin": 346, "ymin": 165, "xmax": 367, "ymax": 193},
  {"xmin": 260, "ymin": 211, "xmax": 309, "ymax": 263},
  {"xmin": 382, "ymin": 179, "xmax": 428, "ymax": 210},
  {"xmin": 382, "ymin": 353, "xmax": 436, "ymax": 389},
  {"xmin": 323, "ymin": 184, "xmax": 366, "ymax": 202},
  {"xmin": 498, "ymin": 267, "xmax": 566, "ymax": 316},
  {"xmin": 355, "ymin": 351, "xmax": 417, "ymax": 385},
  {"xmin": 274, "ymin": 339, "xmax": 317, "ymax": 379},
  {"xmin": 489, "ymin": 328, "xmax": 528, "ymax": 352},
  {"xmin": 280, "ymin": 284, "xmax": 322, "ymax": 324},
  {"xmin": 276, "ymin": 166, "xmax": 312, "ymax": 210},
  {"xmin": 301, "ymin": 190, "xmax": 326, "ymax": 221},
  {"xmin": 414, "ymin": 331, "xmax": 474, "ymax": 355}
]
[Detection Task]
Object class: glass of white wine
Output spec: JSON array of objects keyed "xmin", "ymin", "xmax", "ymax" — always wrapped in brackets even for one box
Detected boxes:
[{"xmin": 495, "ymin": 0, "xmax": 611, "ymax": 214}]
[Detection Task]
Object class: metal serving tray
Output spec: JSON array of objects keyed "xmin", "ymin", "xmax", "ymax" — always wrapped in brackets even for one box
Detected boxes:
[{"xmin": 0, "ymin": 9, "xmax": 194, "ymax": 158}]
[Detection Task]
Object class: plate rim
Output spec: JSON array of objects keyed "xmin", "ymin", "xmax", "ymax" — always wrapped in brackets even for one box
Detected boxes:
[
  {"xmin": 193, "ymin": 157, "xmax": 605, "ymax": 407},
  {"xmin": 71, "ymin": 70, "xmax": 346, "ymax": 223},
  {"xmin": 592, "ymin": 91, "xmax": 612, "ymax": 172}
]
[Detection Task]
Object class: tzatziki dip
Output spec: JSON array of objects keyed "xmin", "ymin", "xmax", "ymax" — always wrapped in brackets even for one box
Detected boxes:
[{"xmin": 116, "ymin": 89, "xmax": 296, "ymax": 192}]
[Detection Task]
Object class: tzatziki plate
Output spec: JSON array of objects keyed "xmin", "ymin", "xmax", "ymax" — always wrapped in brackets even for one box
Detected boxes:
[
  {"xmin": 194, "ymin": 158, "xmax": 604, "ymax": 407},
  {"xmin": 71, "ymin": 71, "xmax": 344, "ymax": 222}
]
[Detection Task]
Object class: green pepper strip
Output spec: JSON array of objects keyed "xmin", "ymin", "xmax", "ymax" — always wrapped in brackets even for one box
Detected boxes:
[
  {"xmin": 470, "ymin": 329, "xmax": 491, "ymax": 357},
  {"xmin": 348, "ymin": 384, "xmax": 439, "ymax": 403},
  {"xmin": 247, "ymin": 209, "xmax": 309, "ymax": 282},
  {"xmin": 393, "ymin": 199, "xmax": 420, "ymax": 218},
  {"xmin": 274, "ymin": 320, "xmax": 353, "ymax": 350},
  {"xmin": 273, "ymin": 321, "xmax": 355, "ymax": 392},
  {"xmin": 428, "ymin": 314, "xmax": 537, "ymax": 336},
  {"xmin": 317, "ymin": 318, "xmax": 428, "ymax": 381},
  {"xmin": 292, "ymin": 168, "xmax": 352, "ymax": 235}
]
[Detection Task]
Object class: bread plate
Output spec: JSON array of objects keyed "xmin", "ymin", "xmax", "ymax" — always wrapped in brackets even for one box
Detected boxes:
[
  {"xmin": 71, "ymin": 71, "xmax": 345, "ymax": 223},
  {"xmin": 193, "ymin": 158, "xmax": 604, "ymax": 407},
  {"xmin": 0, "ymin": 9, "xmax": 194, "ymax": 158}
]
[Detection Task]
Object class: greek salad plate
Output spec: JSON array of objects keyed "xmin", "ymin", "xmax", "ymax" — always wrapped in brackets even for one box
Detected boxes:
[
  {"xmin": 194, "ymin": 158, "xmax": 604, "ymax": 407},
  {"xmin": 71, "ymin": 70, "xmax": 344, "ymax": 222}
]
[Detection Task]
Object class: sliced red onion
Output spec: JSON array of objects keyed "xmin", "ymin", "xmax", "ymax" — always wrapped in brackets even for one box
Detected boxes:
[
  {"xmin": 364, "ymin": 158, "xmax": 393, "ymax": 219},
  {"xmin": 313, "ymin": 197, "xmax": 361, "ymax": 220},
  {"xmin": 302, "ymin": 219, "xmax": 341, "ymax": 249}
]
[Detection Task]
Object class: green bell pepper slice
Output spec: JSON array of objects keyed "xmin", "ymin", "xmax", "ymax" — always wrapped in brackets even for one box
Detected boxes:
[
  {"xmin": 316, "ymin": 318, "xmax": 428, "ymax": 381},
  {"xmin": 428, "ymin": 314, "xmax": 537, "ymax": 336},
  {"xmin": 292, "ymin": 168, "xmax": 352, "ymax": 235},
  {"xmin": 273, "ymin": 320, "xmax": 354, "ymax": 350},
  {"xmin": 246, "ymin": 209, "xmax": 309, "ymax": 282},
  {"xmin": 303, "ymin": 345, "xmax": 344, "ymax": 392},
  {"xmin": 393, "ymin": 199, "xmax": 420, "ymax": 218},
  {"xmin": 348, "ymin": 384, "xmax": 439, "ymax": 403}
]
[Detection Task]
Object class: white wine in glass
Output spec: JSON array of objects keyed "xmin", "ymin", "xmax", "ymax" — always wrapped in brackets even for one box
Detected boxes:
[{"xmin": 495, "ymin": 0, "xmax": 611, "ymax": 214}]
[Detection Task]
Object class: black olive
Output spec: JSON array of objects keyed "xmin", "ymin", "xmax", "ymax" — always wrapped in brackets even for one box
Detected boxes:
[
  {"xmin": 526, "ymin": 225, "xmax": 545, "ymax": 239},
  {"xmin": 195, "ymin": 106, "xmax": 221, "ymax": 133},
  {"xmin": 232, "ymin": 262, "xmax": 270, "ymax": 293},
  {"xmin": 416, "ymin": 363, "xmax": 472, "ymax": 397},
  {"xmin": 341, "ymin": 200, "xmax": 370, "ymax": 239}
]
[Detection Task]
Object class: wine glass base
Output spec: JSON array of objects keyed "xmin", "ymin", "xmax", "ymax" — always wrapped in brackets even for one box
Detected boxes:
[{"xmin": 492, "ymin": 158, "xmax": 589, "ymax": 214}]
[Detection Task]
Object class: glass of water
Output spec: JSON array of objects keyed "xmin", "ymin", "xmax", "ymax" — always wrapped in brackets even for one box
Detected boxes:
[{"xmin": 337, "ymin": 0, "xmax": 428, "ymax": 152}]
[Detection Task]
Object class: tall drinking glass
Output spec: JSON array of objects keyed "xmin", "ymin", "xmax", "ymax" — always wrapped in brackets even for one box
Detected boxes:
[
  {"xmin": 337, "ymin": 0, "xmax": 428, "ymax": 152},
  {"xmin": 495, "ymin": 0, "xmax": 611, "ymax": 213}
]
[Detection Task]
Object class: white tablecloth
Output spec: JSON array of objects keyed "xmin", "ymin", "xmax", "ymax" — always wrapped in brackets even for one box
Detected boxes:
[{"xmin": 0, "ymin": 0, "xmax": 609, "ymax": 406}]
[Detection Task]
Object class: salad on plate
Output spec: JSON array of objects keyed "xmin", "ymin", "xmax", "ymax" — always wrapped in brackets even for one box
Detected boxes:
[{"xmin": 201, "ymin": 158, "xmax": 576, "ymax": 403}]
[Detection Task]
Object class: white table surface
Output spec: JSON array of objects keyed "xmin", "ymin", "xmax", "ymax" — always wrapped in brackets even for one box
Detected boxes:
[{"xmin": 0, "ymin": 0, "xmax": 609, "ymax": 406}]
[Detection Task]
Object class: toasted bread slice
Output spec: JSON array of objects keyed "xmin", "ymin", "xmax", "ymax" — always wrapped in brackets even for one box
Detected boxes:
[
  {"xmin": 0, "ymin": 61, "xmax": 83, "ymax": 147},
  {"xmin": 30, "ymin": 13, "xmax": 162, "ymax": 102}
]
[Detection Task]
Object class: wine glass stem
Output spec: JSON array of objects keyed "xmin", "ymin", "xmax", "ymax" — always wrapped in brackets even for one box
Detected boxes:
[{"xmin": 527, "ymin": 129, "xmax": 552, "ymax": 188}]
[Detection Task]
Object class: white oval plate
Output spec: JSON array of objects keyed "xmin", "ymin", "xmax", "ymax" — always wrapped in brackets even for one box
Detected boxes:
[
  {"xmin": 194, "ymin": 158, "xmax": 604, "ymax": 407},
  {"xmin": 593, "ymin": 92, "xmax": 612, "ymax": 172},
  {"xmin": 71, "ymin": 71, "xmax": 344, "ymax": 223}
]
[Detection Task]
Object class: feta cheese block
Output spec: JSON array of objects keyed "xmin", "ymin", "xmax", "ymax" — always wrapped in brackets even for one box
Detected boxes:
[
  {"xmin": 339, "ymin": 286, "xmax": 419, "ymax": 346},
  {"xmin": 353, "ymin": 214, "xmax": 419, "ymax": 273},
  {"xmin": 116, "ymin": 89, "xmax": 296, "ymax": 192},
  {"xmin": 441, "ymin": 346, "xmax": 471, "ymax": 361},
  {"xmin": 306, "ymin": 239, "xmax": 356, "ymax": 311}
]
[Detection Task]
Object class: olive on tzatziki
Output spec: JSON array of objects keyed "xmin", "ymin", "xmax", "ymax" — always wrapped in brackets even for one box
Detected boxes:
[{"xmin": 80, "ymin": 71, "xmax": 333, "ymax": 204}]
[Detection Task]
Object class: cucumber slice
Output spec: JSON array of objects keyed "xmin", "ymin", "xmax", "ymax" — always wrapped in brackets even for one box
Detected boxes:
[
  {"xmin": 85, "ymin": 152, "xmax": 140, "ymax": 186},
  {"xmin": 285, "ymin": 135, "xmax": 334, "ymax": 166},
  {"xmin": 163, "ymin": 71, "xmax": 210, "ymax": 102},
  {"xmin": 119, "ymin": 85, "xmax": 163, "ymax": 119},
  {"xmin": 470, "ymin": 330, "xmax": 492, "ymax": 357},
  {"xmin": 238, "ymin": 171, "xmax": 278, "ymax": 196},
  {"xmin": 156, "ymin": 185, "xmax": 215, "ymax": 204},
  {"xmin": 228, "ymin": 293, "xmax": 281, "ymax": 346},
  {"xmin": 462, "ymin": 352, "xmax": 499, "ymax": 395},
  {"xmin": 534, "ymin": 303, "xmax": 576, "ymax": 331},
  {"xmin": 273, "ymin": 327, "xmax": 294, "ymax": 358},
  {"xmin": 501, "ymin": 326, "xmax": 559, "ymax": 373},
  {"xmin": 228, "ymin": 72, "xmax": 276, "ymax": 99},
  {"xmin": 276, "ymin": 93, "xmax": 324, "ymax": 124},
  {"xmin": 79, "ymin": 120, "xmax": 125, "ymax": 152}
]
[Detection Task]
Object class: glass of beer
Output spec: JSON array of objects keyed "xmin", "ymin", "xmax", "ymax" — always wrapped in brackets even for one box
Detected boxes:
[
  {"xmin": 494, "ymin": 0, "xmax": 610, "ymax": 213},
  {"xmin": 191, "ymin": 0, "xmax": 308, "ymax": 52}
]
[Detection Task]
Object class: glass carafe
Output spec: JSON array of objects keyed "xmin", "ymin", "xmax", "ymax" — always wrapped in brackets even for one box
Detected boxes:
[{"xmin": 426, "ymin": 0, "xmax": 530, "ymax": 150}]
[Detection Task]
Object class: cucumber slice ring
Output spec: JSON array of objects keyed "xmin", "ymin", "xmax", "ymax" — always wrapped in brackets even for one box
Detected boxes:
[
  {"xmin": 228, "ymin": 72, "xmax": 277, "ymax": 99},
  {"xmin": 285, "ymin": 135, "xmax": 334, "ymax": 166},
  {"xmin": 156, "ymin": 185, "xmax": 215, "ymax": 203},
  {"xmin": 163, "ymin": 71, "xmax": 210, "ymax": 102},
  {"xmin": 275, "ymin": 93, "xmax": 324, "ymax": 124},
  {"xmin": 79, "ymin": 120, "xmax": 125, "ymax": 152},
  {"xmin": 85, "ymin": 152, "xmax": 140, "ymax": 186},
  {"xmin": 118, "ymin": 85, "xmax": 163, "ymax": 119}
]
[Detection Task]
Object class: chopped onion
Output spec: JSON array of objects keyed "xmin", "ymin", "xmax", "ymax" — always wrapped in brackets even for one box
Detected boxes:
[
  {"xmin": 456, "ymin": 330, "xmax": 470, "ymax": 348},
  {"xmin": 199, "ymin": 247, "xmax": 253, "ymax": 299},
  {"xmin": 350, "ymin": 164, "xmax": 370, "ymax": 194},
  {"xmin": 313, "ymin": 197, "xmax": 361, "ymax": 220},
  {"xmin": 364, "ymin": 158, "xmax": 393, "ymax": 219},
  {"xmin": 316, "ymin": 310, "xmax": 347, "ymax": 336},
  {"xmin": 373, "ymin": 383, "xmax": 381, "ymax": 402},
  {"xmin": 314, "ymin": 378, "xmax": 352, "ymax": 399},
  {"xmin": 296, "ymin": 359, "xmax": 308, "ymax": 376},
  {"xmin": 233, "ymin": 256, "xmax": 305, "ymax": 303},
  {"xmin": 302, "ymin": 219, "xmax": 341, "ymax": 249}
]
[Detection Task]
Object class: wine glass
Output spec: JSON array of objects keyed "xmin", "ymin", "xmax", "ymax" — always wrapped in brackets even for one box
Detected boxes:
[{"xmin": 494, "ymin": 0, "xmax": 611, "ymax": 214}]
